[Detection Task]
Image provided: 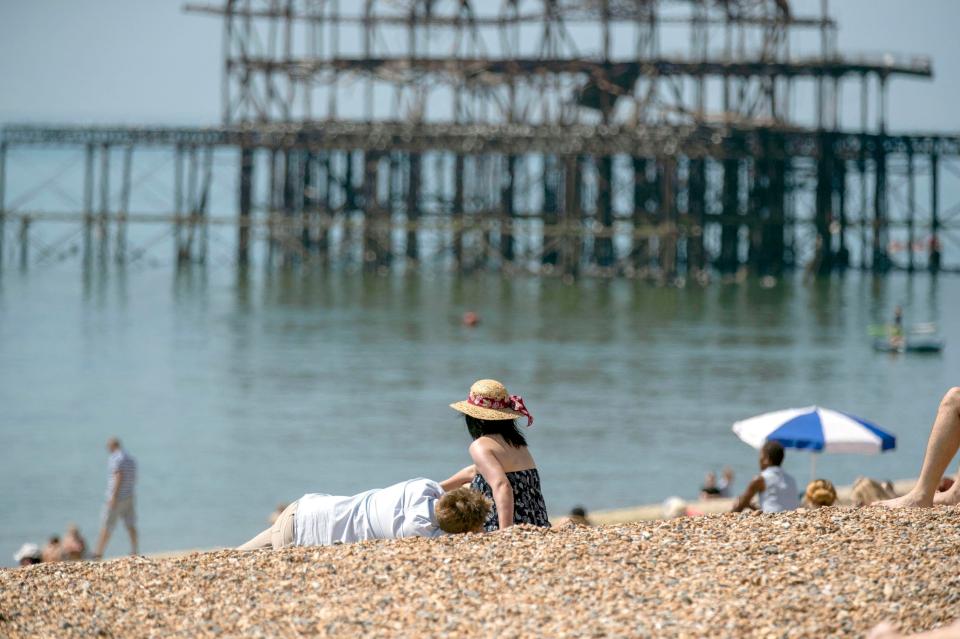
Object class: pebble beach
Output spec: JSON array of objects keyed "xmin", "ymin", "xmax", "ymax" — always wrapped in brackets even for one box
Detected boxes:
[{"xmin": 3, "ymin": 506, "xmax": 958, "ymax": 638}]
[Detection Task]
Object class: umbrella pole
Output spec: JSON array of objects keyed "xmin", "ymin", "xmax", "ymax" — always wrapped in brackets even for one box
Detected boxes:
[{"xmin": 810, "ymin": 453, "xmax": 817, "ymax": 483}]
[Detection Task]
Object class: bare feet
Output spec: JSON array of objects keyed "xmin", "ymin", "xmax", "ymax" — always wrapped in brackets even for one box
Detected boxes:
[
  {"xmin": 933, "ymin": 489, "xmax": 960, "ymax": 506},
  {"xmin": 876, "ymin": 491, "xmax": 933, "ymax": 509},
  {"xmin": 868, "ymin": 622, "xmax": 902, "ymax": 639}
]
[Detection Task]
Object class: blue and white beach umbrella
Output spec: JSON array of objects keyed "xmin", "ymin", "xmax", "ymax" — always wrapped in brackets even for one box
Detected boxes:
[{"xmin": 733, "ymin": 406, "xmax": 896, "ymax": 477}]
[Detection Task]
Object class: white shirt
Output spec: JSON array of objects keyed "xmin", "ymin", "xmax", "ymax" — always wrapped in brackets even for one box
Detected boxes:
[
  {"xmin": 759, "ymin": 466, "xmax": 800, "ymax": 513},
  {"xmin": 293, "ymin": 478, "xmax": 446, "ymax": 547}
]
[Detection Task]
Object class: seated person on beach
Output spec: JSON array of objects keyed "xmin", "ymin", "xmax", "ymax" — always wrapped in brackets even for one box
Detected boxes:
[
  {"xmin": 803, "ymin": 479, "xmax": 837, "ymax": 508},
  {"xmin": 568, "ymin": 506, "xmax": 592, "ymax": 526},
  {"xmin": 851, "ymin": 477, "xmax": 896, "ymax": 506},
  {"xmin": 62, "ymin": 524, "xmax": 87, "ymax": 561},
  {"xmin": 717, "ymin": 466, "xmax": 735, "ymax": 497},
  {"xmin": 237, "ymin": 479, "xmax": 491, "ymax": 550},
  {"xmin": 881, "ymin": 387, "xmax": 960, "ymax": 508},
  {"xmin": 13, "ymin": 543, "xmax": 42, "ymax": 567},
  {"xmin": 700, "ymin": 471, "xmax": 723, "ymax": 499},
  {"xmin": 554, "ymin": 506, "xmax": 592, "ymax": 527},
  {"xmin": 41, "ymin": 536, "xmax": 62, "ymax": 563},
  {"xmin": 731, "ymin": 441, "xmax": 800, "ymax": 513}
]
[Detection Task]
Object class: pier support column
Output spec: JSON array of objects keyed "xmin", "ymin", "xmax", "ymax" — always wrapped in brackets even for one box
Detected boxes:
[
  {"xmin": 631, "ymin": 158, "xmax": 651, "ymax": 274},
  {"xmin": 562, "ymin": 155, "xmax": 582, "ymax": 278},
  {"xmin": 19, "ymin": 215, "xmax": 29, "ymax": 270},
  {"xmin": 929, "ymin": 153, "xmax": 940, "ymax": 273},
  {"xmin": 0, "ymin": 142, "xmax": 6, "ymax": 269},
  {"xmin": 767, "ymin": 154, "xmax": 787, "ymax": 277},
  {"xmin": 116, "ymin": 146, "xmax": 133, "ymax": 263},
  {"xmin": 594, "ymin": 155, "xmax": 614, "ymax": 269},
  {"xmin": 687, "ymin": 158, "xmax": 706, "ymax": 277},
  {"xmin": 834, "ymin": 158, "xmax": 848, "ymax": 270},
  {"xmin": 815, "ymin": 133, "xmax": 835, "ymax": 275},
  {"xmin": 719, "ymin": 159, "xmax": 740, "ymax": 275},
  {"xmin": 500, "ymin": 154, "xmax": 516, "ymax": 265},
  {"xmin": 363, "ymin": 151, "xmax": 390, "ymax": 269},
  {"xmin": 406, "ymin": 152, "xmax": 421, "ymax": 262},
  {"xmin": 238, "ymin": 147, "xmax": 254, "ymax": 265},
  {"xmin": 301, "ymin": 152, "xmax": 314, "ymax": 254},
  {"xmin": 174, "ymin": 145, "xmax": 186, "ymax": 264},
  {"xmin": 872, "ymin": 143, "xmax": 888, "ymax": 272},
  {"xmin": 748, "ymin": 156, "xmax": 766, "ymax": 274},
  {"xmin": 658, "ymin": 157, "xmax": 677, "ymax": 279},
  {"xmin": 906, "ymin": 145, "xmax": 915, "ymax": 273},
  {"xmin": 83, "ymin": 144, "xmax": 95, "ymax": 264},
  {"xmin": 541, "ymin": 154, "xmax": 560, "ymax": 268},
  {"xmin": 453, "ymin": 154, "xmax": 465, "ymax": 267},
  {"xmin": 98, "ymin": 144, "xmax": 110, "ymax": 261}
]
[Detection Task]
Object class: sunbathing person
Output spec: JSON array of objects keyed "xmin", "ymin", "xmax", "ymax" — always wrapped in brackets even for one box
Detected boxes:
[
  {"xmin": 880, "ymin": 387, "xmax": 960, "ymax": 508},
  {"xmin": 851, "ymin": 477, "xmax": 896, "ymax": 506},
  {"xmin": 238, "ymin": 480, "xmax": 490, "ymax": 550}
]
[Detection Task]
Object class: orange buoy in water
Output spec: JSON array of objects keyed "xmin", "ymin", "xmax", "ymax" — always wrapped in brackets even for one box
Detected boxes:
[{"xmin": 462, "ymin": 311, "xmax": 480, "ymax": 327}]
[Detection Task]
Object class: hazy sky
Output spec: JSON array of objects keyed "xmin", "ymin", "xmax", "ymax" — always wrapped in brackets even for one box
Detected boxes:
[{"xmin": 0, "ymin": 0, "xmax": 958, "ymax": 132}]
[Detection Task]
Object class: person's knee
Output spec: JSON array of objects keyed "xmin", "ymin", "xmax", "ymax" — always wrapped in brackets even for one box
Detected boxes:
[{"xmin": 943, "ymin": 387, "xmax": 960, "ymax": 411}]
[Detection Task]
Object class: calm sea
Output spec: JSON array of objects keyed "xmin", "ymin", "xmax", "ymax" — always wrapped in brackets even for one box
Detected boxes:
[{"xmin": 1, "ymin": 265, "xmax": 957, "ymax": 562}]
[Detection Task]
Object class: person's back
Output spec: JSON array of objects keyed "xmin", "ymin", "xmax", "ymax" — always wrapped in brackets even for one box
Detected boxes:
[
  {"xmin": 294, "ymin": 478, "xmax": 444, "ymax": 546},
  {"xmin": 759, "ymin": 465, "xmax": 799, "ymax": 513},
  {"xmin": 107, "ymin": 448, "xmax": 137, "ymax": 500}
]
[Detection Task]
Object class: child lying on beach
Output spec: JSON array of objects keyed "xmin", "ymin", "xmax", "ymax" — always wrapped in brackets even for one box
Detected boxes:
[{"xmin": 237, "ymin": 479, "xmax": 491, "ymax": 550}]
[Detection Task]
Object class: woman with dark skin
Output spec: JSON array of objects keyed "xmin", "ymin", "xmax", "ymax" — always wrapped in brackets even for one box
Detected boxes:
[{"xmin": 447, "ymin": 379, "xmax": 549, "ymax": 531}]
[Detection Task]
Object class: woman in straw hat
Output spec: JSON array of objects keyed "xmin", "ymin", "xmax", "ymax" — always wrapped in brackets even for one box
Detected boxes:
[{"xmin": 449, "ymin": 379, "xmax": 550, "ymax": 531}]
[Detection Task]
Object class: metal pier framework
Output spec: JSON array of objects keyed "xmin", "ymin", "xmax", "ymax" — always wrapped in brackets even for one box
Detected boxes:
[{"xmin": 1, "ymin": 0, "xmax": 958, "ymax": 277}]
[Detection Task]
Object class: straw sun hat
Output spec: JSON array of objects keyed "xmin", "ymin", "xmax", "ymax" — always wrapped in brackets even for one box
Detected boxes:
[{"xmin": 450, "ymin": 379, "xmax": 533, "ymax": 426}]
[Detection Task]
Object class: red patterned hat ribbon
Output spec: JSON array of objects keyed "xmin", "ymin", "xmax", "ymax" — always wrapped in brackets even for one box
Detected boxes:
[{"xmin": 466, "ymin": 393, "xmax": 534, "ymax": 427}]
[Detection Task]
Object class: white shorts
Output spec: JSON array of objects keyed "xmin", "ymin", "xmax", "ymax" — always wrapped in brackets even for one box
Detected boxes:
[{"xmin": 102, "ymin": 497, "xmax": 136, "ymax": 531}]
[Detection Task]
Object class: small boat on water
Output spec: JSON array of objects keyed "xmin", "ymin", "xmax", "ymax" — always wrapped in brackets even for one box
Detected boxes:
[{"xmin": 873, "ymin": 337, "xmax": 945, "ymax": 354}]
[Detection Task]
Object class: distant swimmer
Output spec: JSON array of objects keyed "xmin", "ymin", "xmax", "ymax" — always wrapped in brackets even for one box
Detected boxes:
[
  {"xmin": 462, "ymin": 311, "xmax": 480, "ymax": 327},
  {"xmin": 890, "ymin": 304, "xmax": 905, "ymax": 349}
]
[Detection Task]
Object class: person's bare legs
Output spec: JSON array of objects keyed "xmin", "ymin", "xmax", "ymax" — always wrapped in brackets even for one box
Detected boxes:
[
  {"xmin": 93, "ymin": 526, "xmax": 111, "ymax": 559},
  {"xmin": 880, "ymin": 387, "xmax": 960, "ymax": 508},
  {"xmin": 237, "ymin": 526, "xmax": 273, "ymax": 551},
  {"xmin": 126, "ymin": 524, "xmax": 139, "ymax": 556}
]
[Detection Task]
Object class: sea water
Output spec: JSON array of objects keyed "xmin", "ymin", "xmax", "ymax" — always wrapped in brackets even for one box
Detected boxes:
[{"xmin": 1, "ymin": 265, "xmax": 957, "ymax": 561}]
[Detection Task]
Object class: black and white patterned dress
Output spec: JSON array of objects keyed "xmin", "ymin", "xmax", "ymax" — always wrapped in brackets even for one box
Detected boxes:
[{"xmin": 471, "ymin": 468, "xmax": 550, "ymax": 532}]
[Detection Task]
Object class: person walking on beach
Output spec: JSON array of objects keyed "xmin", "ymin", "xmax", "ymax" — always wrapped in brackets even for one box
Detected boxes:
[
  {"xmin": 237, "ymin": 481, "xmax": 490, "ymax": 549},
  {"xmin": 880, "ymin": 387, "xmax": 960, "ymax": 508},
  {"xmin": 731, "ymin": 441, "xmax": 799, "ymax": 513},
  {"xmin": 449, "ymin": 379, "xmax": 550, "ymax": 531},
  {"xmin": 93, "ymin": 437, "xmax": 138, "ymax": 559}
]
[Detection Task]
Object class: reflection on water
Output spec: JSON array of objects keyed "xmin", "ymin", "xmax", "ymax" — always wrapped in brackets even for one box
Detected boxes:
[{"xmin": 1, "ymin": 264, "xmax": 958, "ymax": 558}]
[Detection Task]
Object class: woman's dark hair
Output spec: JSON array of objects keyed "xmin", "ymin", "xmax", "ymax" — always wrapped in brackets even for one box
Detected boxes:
[{"xmin": 465, "ymin": 415, "xmax": 527, "ymax": 448}]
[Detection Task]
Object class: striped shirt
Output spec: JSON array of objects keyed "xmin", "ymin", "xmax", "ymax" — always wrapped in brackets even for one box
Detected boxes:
[{"xmin": 106, "ymin": 449, "xmax": 137, "ymax": 500}]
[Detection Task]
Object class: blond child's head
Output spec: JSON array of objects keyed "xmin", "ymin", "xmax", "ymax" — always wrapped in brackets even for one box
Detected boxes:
[
  {"xmin": 435, "ymin": 487, "xmax": 492, "ymax": 534},
  {"xmin": 804, "ymin": 479, "xmax": 838, "ymax": 508}
]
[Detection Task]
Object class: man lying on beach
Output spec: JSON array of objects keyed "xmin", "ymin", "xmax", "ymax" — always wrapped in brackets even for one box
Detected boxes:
[
  {"xmin": 880, "ymin": 387, "xmax": 960, "ymax": 508},
  {"xmin": 731, "ymin": 441, "xmax": 799, "ymax": 513},
  {"xmin": 237, "ymin": 478, "xmax": 491, "ymax": 550}
]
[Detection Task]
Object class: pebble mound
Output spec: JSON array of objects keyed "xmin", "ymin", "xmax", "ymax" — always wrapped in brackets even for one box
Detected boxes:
[{"xmin": 3, "ymin": 507, "xmax": 959, "ymax": 638}]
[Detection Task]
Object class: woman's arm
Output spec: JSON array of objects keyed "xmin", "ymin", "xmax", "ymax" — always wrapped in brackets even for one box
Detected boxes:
[
  {"xmin": 439, "ymin": 464, "xmax": 477, "ymax": 492},
  {"xmin": 470, "ymin": 441, "xmax": 514, "ymax": 529}
]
